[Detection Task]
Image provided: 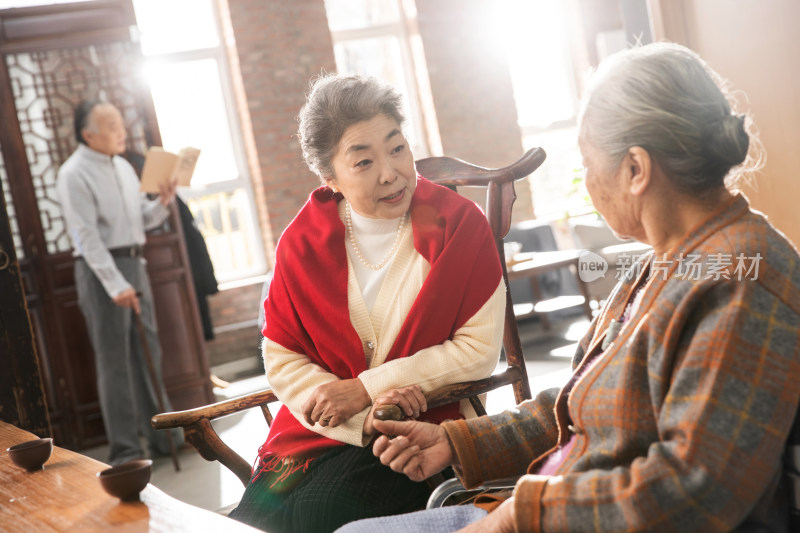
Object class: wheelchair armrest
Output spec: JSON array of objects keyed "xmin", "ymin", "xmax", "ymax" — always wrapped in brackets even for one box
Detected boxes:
[
  {"xmin": 426, "ymin": 476, "xmax": 520, "ymax": 509},
  {"xmin": 427, "ymin": 478, "xmax": 469, "ymax": 509}
]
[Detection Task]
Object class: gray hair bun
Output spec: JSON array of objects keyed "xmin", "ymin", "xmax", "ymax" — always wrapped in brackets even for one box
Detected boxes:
[{"xmin": 705, "ymin": 113, "xmax": 749, "ymax": 170}]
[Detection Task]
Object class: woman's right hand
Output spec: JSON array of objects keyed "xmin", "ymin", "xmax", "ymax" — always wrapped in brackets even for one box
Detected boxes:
[
  {"xmin": 371, "ymin": 419, "xmax": 455, "ymax": 482},
  {"xmin": 364, "ymin": 385, "xmax": 427, "ymax": 436},
  {"xmin": 376, "ymin": 384, "xmax": 427, "ymax": 419}
]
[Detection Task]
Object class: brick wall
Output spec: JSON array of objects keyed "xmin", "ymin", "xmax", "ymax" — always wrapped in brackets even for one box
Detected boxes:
[
  {"xmin": 226, "ymin": 0, "xmax": 337, "ymax": 248},
  {"xmin": 416, "ymin": 0, "xmax": 535, "ymax": 221},
  {"xmin": 204, "ymin": 280, "xmax": 264, "ymax": 374}
]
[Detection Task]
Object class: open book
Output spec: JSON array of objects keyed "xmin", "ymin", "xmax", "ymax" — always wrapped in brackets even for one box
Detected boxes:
[{"xmin": 140, "ymin": 147, "xmax": 201, "ymax": 193}]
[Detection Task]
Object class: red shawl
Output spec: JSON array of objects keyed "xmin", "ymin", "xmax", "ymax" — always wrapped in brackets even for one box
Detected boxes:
[{"xmin": 259, "ymin": 177, "xmax": 502, "ymax": 465}]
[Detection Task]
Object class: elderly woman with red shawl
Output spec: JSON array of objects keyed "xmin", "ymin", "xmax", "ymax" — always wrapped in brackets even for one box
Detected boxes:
[{"xmin": 228, "ymin": 75, "xmax": 506, "ymax": 533}]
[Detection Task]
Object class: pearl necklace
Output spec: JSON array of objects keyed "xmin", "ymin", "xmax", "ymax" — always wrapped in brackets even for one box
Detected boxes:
[{"xmin": 344, "ymin": 202, "xmax": 407, "ymax": 271}]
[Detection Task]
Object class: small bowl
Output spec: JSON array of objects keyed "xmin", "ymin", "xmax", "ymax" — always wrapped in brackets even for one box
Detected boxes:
[
  {"xmin": 7, "ymin": 438, "xmax": 53, "ymax": 471},
  {"xmin": 97, "ymin": 459, "xmax": 153, "ymax": 501}
]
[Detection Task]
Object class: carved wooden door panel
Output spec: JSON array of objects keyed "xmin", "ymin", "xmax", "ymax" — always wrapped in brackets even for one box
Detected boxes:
[
  {"xmin": 0, "ymin": 1, "xmax": 214, "ymax": 450},
  {"xmin": 0, "ymin": 179, "xmax": 50, "ymax": 437}
]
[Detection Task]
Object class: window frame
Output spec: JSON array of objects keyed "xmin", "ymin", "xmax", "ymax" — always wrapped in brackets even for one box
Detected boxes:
[
  {"xmin": 326, "ymin": 0, "xmax": 432, "ymax": 158},
  {"xmin": 133, "ymin": 0, "xmax": 267, "ymax": 282}
]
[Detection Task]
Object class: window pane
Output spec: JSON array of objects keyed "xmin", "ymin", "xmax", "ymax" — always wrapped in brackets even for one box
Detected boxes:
[
  {"xmin": 334, "ymin": 37, "xmax": 406, "ymax": 88},
  {"xmin": 523, "ymin": 127, "xmax": 586, "ymax": 218},
  {"xmin": 333, "ymin": 37, "xmax": 424, "ymax": 152},
  {"xmin": 133, "ymin": 0, "xmax": 219, "ymax": 55},
  {"xmin": 144, "ymin": 58, "xmax": 239, "ymax": 187},
  {"xmin": 325, "ymin": 0, "xmax": 400, "ymax": 31},
  {"xmin": 2, "ymin": 0, "xmax": 93, "ymax": 6},
  {"xmin": 187, "ymin": 190, "xmax": 263, "ymax": 282},
  {"xmin": 495, "ymin": 0, "xmax": 576, "ymax": 128}
]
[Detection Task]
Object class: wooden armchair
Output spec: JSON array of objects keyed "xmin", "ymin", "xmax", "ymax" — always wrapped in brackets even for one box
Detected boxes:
[{"xmin": 151, "ymin": 148, "xmax": 547, "ymax": 487}]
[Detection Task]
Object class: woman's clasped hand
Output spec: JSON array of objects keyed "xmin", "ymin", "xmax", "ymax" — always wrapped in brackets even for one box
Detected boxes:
[
  {"xmin": 302, "ymin": 378, "xmax": 372, "ymax": 428},
  {"xmin": 302, "ymin": 381, "xmax": 427, "ymax": 432}
]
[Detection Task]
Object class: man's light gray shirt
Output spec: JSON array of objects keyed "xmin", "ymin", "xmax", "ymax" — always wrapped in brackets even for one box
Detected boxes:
[{"xmin": 56, "ymin": 144, "xmax": 169, "ymax": 298}]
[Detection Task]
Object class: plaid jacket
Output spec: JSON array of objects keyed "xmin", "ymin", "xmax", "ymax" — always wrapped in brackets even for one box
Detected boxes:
[{"xmin": 444, "ymin": 194, "xmax": 800, "ymax": 532}]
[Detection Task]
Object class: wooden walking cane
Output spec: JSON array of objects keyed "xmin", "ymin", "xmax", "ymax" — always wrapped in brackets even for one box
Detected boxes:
[{"xmin": 133, "ymin": 307, "xmax": 181, "ymax": 472}]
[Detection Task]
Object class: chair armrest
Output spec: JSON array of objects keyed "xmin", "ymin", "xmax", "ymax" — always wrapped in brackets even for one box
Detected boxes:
[
  {"xmin": 375, "ymin": 367, "xmax": 525, "ymax": 421},
  {"xmin": 426, "ymin": 368, "xmax": 524, "ymax": 410},
  {"xmin": 151, "ymin": 389, "xmax": 278, "ymax": 429},
  {"xmin": 151, "ymin": 388, "xmax": 279, "ymax": 487}
]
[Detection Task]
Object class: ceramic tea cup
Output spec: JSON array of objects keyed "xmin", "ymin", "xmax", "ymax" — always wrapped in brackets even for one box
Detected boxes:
[
  {"xmin": 7, "ymin": 438, "xmax": 53, "ymax": 471},
  {"xmin": 97, "ymin": 459, "xmax": 153, "ymax": 501}
]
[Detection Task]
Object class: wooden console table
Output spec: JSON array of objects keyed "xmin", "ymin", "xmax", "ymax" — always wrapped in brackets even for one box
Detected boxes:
[{"xmin": 0, "ymin": 421, "xmax": 259, "ymax": 532}]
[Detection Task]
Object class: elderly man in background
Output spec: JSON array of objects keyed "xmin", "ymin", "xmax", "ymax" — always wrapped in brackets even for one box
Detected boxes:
[{"xmin": 57, "ymin": 100, "xmax": 177, "ymax": 465}]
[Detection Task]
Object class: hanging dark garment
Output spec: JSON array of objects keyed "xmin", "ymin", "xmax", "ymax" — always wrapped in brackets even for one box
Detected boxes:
[
  {"xmin": 176, "ymin": 197, "xmax": 218, "ymax": 340},
  {"xmin": 124, "ymin": 150, "xmax": 218, "ymax": 340}
]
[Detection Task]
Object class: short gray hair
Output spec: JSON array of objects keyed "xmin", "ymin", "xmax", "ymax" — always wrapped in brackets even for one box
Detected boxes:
[
  {"xmin": 297, "ymin": 74, "xmax": 405, "ymax": 179},
  {"xmin": 579, "ymin": 42, "xmax": 762, "ymax": 193},
  {"xmin": 74, "ymin": 99, "xmax": 103, "ymax": 144}
]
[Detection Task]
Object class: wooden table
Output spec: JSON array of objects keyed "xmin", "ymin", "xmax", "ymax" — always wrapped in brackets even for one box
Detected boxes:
[
  {"xmin": 0, "ymin": 421, "xmax": 260, "ymax": 532},
  {"xmin": 506, "ymin": 249, "xmax": 594, "ymax": 328}
]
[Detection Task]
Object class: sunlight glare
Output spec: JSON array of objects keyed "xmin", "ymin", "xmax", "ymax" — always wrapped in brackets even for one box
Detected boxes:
[
  {"xmin": 132, "ymin": 0, "xmax": 219, "ymax": 55},
  {"xmin": 564, "ymin": 319, "xmax": 592, "ymax": 342},
  {"xmin": 143, "ymin": 59, "xmax": 239, "ymax": 187},
  {"xmin": 489, "ymin": 0, "xmax": 576, "ymax": 129},
  {"xmin": 1, "ymin": 0, "xmax": 92, "ymax": 6}
]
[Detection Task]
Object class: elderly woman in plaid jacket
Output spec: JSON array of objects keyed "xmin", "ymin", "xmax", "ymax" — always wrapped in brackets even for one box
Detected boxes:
[{"xmin": 338, "ymin": 42, "xmax": 800, "ymax": 533}]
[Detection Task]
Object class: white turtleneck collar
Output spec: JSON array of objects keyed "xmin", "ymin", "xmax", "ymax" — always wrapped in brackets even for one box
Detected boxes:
[{"xmin": 344, "ymin": 204, "xmax": 408, "ymax": 311}]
